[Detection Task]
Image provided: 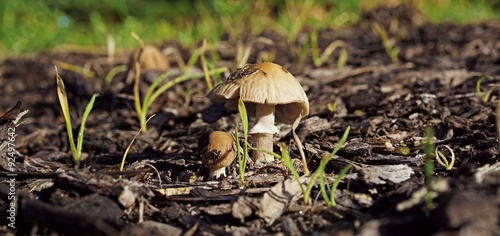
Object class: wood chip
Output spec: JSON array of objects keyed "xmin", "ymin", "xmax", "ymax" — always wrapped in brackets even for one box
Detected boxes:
[
  {"xmin": 232, "ymin": 176, "xmax": 309, "ymax": 224},
  {"xmin": 361, "ymin": 164, "xmax": 414, "ymax": 184}
]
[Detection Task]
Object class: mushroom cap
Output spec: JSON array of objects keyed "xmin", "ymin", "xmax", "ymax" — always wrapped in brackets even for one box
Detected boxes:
[
  {"xmin": 199, "ymin": 131, "xmax": 237, "ymax": 169},
  {"xmin": 134, "ymin": 44, "xmax": 170, "ymax": 71},
  {"xmin": 206, "ymin": 62, "xmax": 309, "ymax": 124}
]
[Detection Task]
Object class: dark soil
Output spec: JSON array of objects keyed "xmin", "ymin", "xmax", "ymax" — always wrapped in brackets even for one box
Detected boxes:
[{"xmin": 1, "ymin": 7, "xmax": 499, "ymax": 236}]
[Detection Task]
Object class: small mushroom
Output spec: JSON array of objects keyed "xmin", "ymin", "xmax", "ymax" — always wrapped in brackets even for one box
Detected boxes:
[
  {"xmin": 125, "ymin": 44, "xmax": 170, "ymax": 86},
  {"xmin": 206, "ymin": 62, "xmax": 309, "ymax": 163},
  {"xmin": 198, "ymin": 131, "xmax": 237, "ymax": 178},
  {"xmin": 134, "ymin": 44, "xmax": 170, "ymax": 71}
]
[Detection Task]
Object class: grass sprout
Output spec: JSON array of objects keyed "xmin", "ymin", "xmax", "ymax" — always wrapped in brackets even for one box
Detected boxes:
[
  {"xmin": 371, "ymin": 23, "xmax": 400, "ymax": 63},
  {"xmin": 252, "ymin": 144, "xmax": 306, "ymax": 200},
  {"xmin": 434, "ymin": 145, "xmax": 455, "ymax": 170},
  {"xmin": 497, "ymin": 102, "xmax": 500, "ymax": 145},
  {"xmin": 55, "ymin": 66, "xmax": 97, "ymax": 168},
  {"xmin": 327, "ymin": 101, "xmax": 338, "ymax": 113},
  {"xmin": 120, "ymin": 114, "xmax": 156, "ymax": 176},
  {"xmin": 278, "ymin": 143, "xmax": 304, "ymax": 190},
  {"xmin": 476, "ymin": 75, "xmax": 495, "ymax": 102},
  {"xmin": 287, "ymin": 0, "xmax": 315, "ymax": 43},
  {"xmin": 252, "ymin": 126, "xmax": 351, "ymax": 208},
  {"xmin": 328, "ymin": 164, "xmax": 352, "ymax": 208},
  {"xmin": 133, "ymin": 64, "xmax": 227, "ymax": 131},
  {"xmin": 293, "ymin": 42, "xmax": 311, "ymax": 71},
  {"xmin": 104, "ymin": 64, "xmax": 128, "ymax": 88},
  {"xmin": 304, "ymin": 126, "xmax": 350, "ymax": 205},
  {"xmin": 311, "ymin": 30, "xmax": 345, "ymax": 68},
  {"xmin": 337, "ymin": 48, "xmax": 348, "ymax": 70},
  {"xmin": 185, "ymin": 41, "xmax": 221, "ymax": 71},
  {"xmin": 423, "ymin": 125, "xmax": 435, "ymax": 208},
  {"xmin": 236, "ymin": 98, "xmax": 250, "ymax": 186},
  {"xmin": 53, "ymin": 60, "xmax": 95, "ymax": 78}
]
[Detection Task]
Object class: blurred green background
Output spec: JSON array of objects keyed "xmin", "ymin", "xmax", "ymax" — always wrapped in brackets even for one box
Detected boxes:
[{"xmin": 1, "ymin": 0, "xmax": 499, "ymax": 57}]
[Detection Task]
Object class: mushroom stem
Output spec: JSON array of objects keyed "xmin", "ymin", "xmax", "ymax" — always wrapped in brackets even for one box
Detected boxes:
[
  {"xmin": 210, "ymin": 167, "xmax": 226, "ymax": 178},
  {"xmin": 249, "ymin": 103, "xmax": 278, "ymax": 163},
  {"xmin": 252, "ymin": 133, "xmax": 274, "ymax": 162}
]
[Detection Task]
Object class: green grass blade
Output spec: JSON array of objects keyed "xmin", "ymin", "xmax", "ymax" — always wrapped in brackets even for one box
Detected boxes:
[
  {"xmin": 305, "ymin": 126, "xmax": 350, "ymax": 205},
  {"xmin": 304, "ymin": 170, "xmax": 321, "ymax": 205},
  {"xmin": 423, "ymin": 126, "xmax": 435, "ymax": 207},
  {"xmin": 279, "ymin": 143, "xmax": 305, "ymax": 193},
  {"xmin": 142, "ymin": 71, "xmax": 175, "ymax": 112},
  {"xmin": 325, "ymin": 126, "xmax": 351, "ymax": 163},
  {"xmin": 234, "ymin": 123, "xmax": 244, "ymax": 185},
  {"xmin": 496, "ymin": 102, "xmax": 500, "ymax": 146},
  {"xmin": 329, "ymin": 164, "xmax": 352, "ymax": 207},
  {"xmin": 120, "ymin": 114, "xmax": 156, "ymax": 174},
  {"xmin": 139, "ymin": 71, "xmax": 174, "ymax": 128},
  {"xmin": 55, "ymin": 67, "xmax": 77, "ymax": 163},
  {"xmin": 146, "ymin": 67, "xmax": 227, "ymax": 112},
  {"xmin": 75, "ymin": 93, "xmax": 97, "ymax": 167},
  {"xmin": 319, "ymin": 167, "xmax": 333, "ymax": 207},
  {"xmin": 104, "ymin": 64, "xmax": 128, "ymax": 88},
  {"xmin": 185, "ymin": 48, "xmax": 202, "ymax": 71},
  {"xmin": 437, "ymin": 151, "xmax": 449, "ymax": 167},
  {"xmin": 251, "ymin": 144, "xmax": 307, "ymax": 196},
  {"xmin": 238, "ymin": 98, "xmax": 249, "ymax": 184}
]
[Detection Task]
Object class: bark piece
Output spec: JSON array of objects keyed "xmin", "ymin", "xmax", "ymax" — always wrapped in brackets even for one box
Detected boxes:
[
  {"xmin": 232, "ymin": 176, "xmax": 308, "ymax": 224},
  {"xmin": 361, "ymin": 164, "xmax": 413, "ymax": 184}
]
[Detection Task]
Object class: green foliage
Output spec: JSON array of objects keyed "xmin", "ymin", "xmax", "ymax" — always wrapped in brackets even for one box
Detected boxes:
[
  {"xmin": 263, "ymin": 126, "xmax": 351, "ymax": 207},
  {"xmin": 497, "ymin": 102, "xmax": 500, "ymax": 145},
  {"xmin": 133, "ymin": 67, "xmax": 227, "ymax": 131},
  {"xmin": 104, "ymin": 65, "xmax": 128, "ymax": 88},
  {"xmin": 311, "ymin": 30, "xmax": 346, "ymax": 68},
  {"xmin": 55, "ymin": 67, "xmax": 97, "ymax": 168},
  {"xmin": 371, "ymin": 23, "xmax": 400, "ymax": 63},
  {"xmin": 0, "ymin": 0, "xmax": 178, "ymax": 55},
  {"xmin": 328, "ymin": 164, "xmax": 352, "ymax": 208},
  {"xmin": 236, "ymin": 99, "xmax": 250, "ymax": 186},
  {"xmin": 304, "ymin": 126, "xmax": 350, "ymax": 205},
  {"xmin": 327, "ymin": 102, "xmax": 337, "ymax": 113},
  {"xmin": 423, "ymin": 125, "xmax": 435, "ymax": 208},
  {"xmin": 3, "ymin": 0, "xmax": 497, "ymax": 56},
  {"xmin": 435, "ymin": 145, "xmax": 455, "ymax": 171},
  {"xmin": 275, "ymin": 143, "xmax": 306, "ymax": 195},
  {"xmin": 120, "ymin": 114, "xmax": 155, "ymax": 174},
  {"xmin": 420, "ymin": 0, "xmax": 500, "ymax": 23},
  {"xmin": 476, "ymin": 75, "xmax": 495, "ymax": 102}
]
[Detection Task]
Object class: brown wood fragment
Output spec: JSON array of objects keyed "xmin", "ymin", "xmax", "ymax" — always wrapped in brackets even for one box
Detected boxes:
[{"xmin": 232, "ymin": 176, "xmax": 309, "ymax": 225}]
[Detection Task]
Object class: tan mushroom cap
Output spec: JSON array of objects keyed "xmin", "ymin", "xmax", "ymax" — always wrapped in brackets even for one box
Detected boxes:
[
  {"xmin": 136, "ymin": 44, "xmax": 170, "ymax": 71},
  {"xmin": 206, "ymin": 62, "xmax": 309, "ymax": 124},
  {"xmin": 201, "ymin": 131, "xmax": 237, "ymax": 170}
]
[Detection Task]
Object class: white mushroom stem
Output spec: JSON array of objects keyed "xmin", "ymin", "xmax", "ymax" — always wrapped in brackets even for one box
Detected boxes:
[
  {"xmin": 249, "ymin": 103, "xmax": 279, "ymax": 163},
  {"xmin": 209, "ymin": 167, "xmax": 226, "ymax": 178}
]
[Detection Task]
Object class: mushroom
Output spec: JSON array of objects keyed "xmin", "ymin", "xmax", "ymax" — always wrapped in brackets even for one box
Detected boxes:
[
  {"xmin": 206, "ymin": 62, "xmax": 309, "ymax": 163},
  {"xmin": 125, "ymin": 44, "xmax": 170, "ymax": 86},
  {"xmin": 135, "ymin": 44, "xmax": 170, "ymax": 71},
  {"xmin": 198, "ymin": 131, "xmax": 237, "ymax": 178}
]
